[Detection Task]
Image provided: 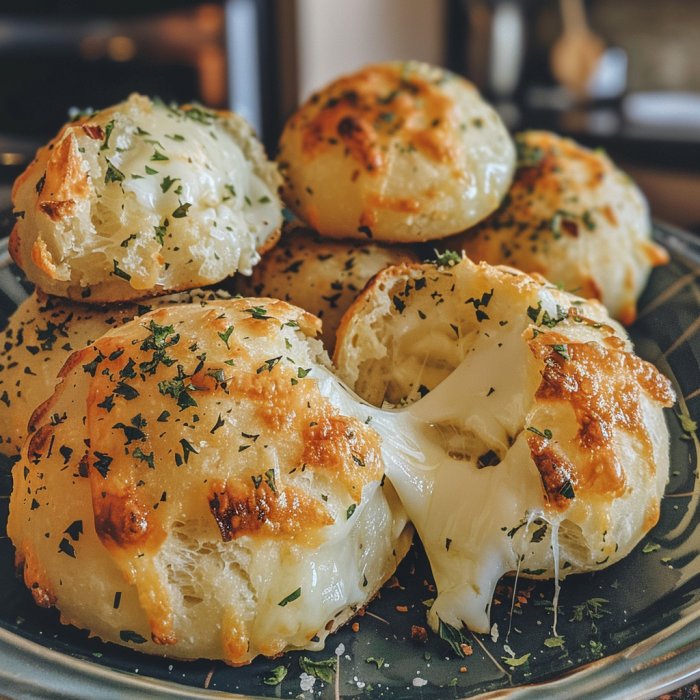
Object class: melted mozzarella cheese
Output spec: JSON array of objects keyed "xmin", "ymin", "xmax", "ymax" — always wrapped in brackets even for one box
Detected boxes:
[{"xmin": 330, "ymin": 258, "xmax": 673, "ymax": 634}]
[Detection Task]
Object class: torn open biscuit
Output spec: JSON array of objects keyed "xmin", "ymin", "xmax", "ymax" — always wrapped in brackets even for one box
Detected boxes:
[
  {"xmin": 333, "ymin": 257, "xmax": 674, "ymax": 633},
  {"xmin": 10, "ymin": 94, "xmax": 282, "ymax": 303}
]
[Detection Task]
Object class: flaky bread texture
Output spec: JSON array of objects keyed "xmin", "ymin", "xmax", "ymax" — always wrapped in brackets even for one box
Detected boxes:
[
  {"xmin": 442, "ymin": 131, "xmax": 669, "ymax": 324},
  {"xmin": 333, "ymin": 258, "xmax": 674, "ymax": 632},
  {"xmin": 0, "ymin": 289, "xmax": 231, "ymax": 457},
  {"xmin": 8, "ymin": 298, "xmax": 411, "ymax": 663},
  {"xmin": 277, "ymin": 61, "xmax": 515, "ymax": 242},
  {"xmin": 234, "ymin": 221, "xmax": 419, "ymax": 352},
  {"xmin": 10, "ymin": 94, "xmax": 283, "ymax": 303}
]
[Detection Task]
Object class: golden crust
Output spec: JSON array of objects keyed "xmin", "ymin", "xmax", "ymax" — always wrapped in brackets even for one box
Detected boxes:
[
  {"xmin": 277, "ymin": 61, "xmax": 515, "ymax": 242},
  {"xmin": 527, "ymin": 331, "xmax": 674, "ymax": 513},
  {"xmin": 20, "ymin": 537, "xmax": 57, "ymax": 609},
  {"xmin": 443, "ymin": 131, "xmax": 668, "ymax": 323},
  {"xmin": 0, "ymin": 289, "xmax": 233, "ymax": 458}
]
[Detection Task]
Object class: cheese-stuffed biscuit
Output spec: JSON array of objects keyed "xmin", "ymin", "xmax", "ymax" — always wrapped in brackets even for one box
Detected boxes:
[
  {"xmin": 10, "ymin": 94, "xmax": 282, "ymax": 303},
  {"xmin": 8, "ymin": 298, "xmax": 411, "ymax": 663},
  {"xmin": 333, "ymin": 257, "xmax": 674, "ymax": 633}
]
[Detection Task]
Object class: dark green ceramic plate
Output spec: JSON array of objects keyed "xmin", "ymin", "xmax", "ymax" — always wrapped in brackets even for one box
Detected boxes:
[{"xmin": 1, "ymin": 222, "xmax": 700, "ymax": 700}]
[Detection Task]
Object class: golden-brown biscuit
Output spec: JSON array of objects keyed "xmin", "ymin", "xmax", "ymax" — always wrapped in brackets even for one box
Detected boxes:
[
  {"xmin": 10, "ymin": 94, "xmax": 283, "ymax": 303},
  {"xmin": 277, "ymin": 61, "xmax": 515, "ymax": 242},
  {"xmin": 8, "ymin": 298, "xmax": 411, "ymax": 663},
  {"xmin": 234, "ymin": 221, "xmax": 419, "ymax": 352},
  {"xmin": 441, "ymin": 131, "xmax": 669, "ymax": 324}
]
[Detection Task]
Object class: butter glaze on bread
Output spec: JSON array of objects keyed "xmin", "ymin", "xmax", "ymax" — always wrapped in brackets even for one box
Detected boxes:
[
  {"xmin": 8, "ymin": 298, "xmax": 410, "ymax": 663},
  {"xmin": 277, "ymin": 62, "xmax": 515, "ymax": 242},
  {"xmin": 442, "ymin": 131, "xmax": 669, "ymax": 324},
  {"xmin": 10, "ymin": 94, "xmax": 282, "ymax": 303}
]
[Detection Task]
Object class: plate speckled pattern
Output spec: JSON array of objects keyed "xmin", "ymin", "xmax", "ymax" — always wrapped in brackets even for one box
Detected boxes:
[{"xmin": 1, "ymin": 222, "xmax": 699, "ymax": 700}]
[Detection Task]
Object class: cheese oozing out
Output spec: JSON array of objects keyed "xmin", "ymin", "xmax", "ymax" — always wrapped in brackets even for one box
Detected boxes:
[
  {"xmin": 8, "ymin": 260, "xmax": 674, "ymax": 652},
  {"xmin": 330, "ymin": 258, "xmax": 675, "ymax": 633}
]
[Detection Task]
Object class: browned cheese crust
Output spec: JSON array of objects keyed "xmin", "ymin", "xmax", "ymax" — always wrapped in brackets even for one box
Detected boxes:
[
  {"xmin": 277, "ymin": 62, "xmax": 515, "ymax": 242},
  {"xmin": 8, "ymin": 298, "xmax": 410, "ymax": 663}
]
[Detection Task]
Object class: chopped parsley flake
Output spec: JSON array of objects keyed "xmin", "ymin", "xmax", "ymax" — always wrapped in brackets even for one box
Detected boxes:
[
  {"xmin": 172, "ymin": 202, "xmax": 192, "ymax": 218},
  {"xmin": 438, "ymin": 617, "xmax": 471, "ymax": 657},
  {"xmin": 256, "ymin": 356, "xmax": 282, "ymax": 373},
  {"xmin": 298, "ymin": 656, "xmax": 336, "ymax": 684},
  {"xmin": 246, "ymin": 306, "xmax": 270, "ymax": 320},
  {"xmin": 92, "ymin": 451, "xmax": 113, "ymax": 478},
  {"xmin": 179, "ymin": 438, "xmax": 199, "ymax": 464},
  {"xmin": 133, "ymin": 447, "xmax": 155, "ymax": 469},
  {"xmin": 552, "ymin": 344, "xmax": 570, "ymax": 361},
  {"xmin": 119, "ymin": 630, "xmax": 147, "ymax": 644},
  {"xmin": 161, "ymin": 175, "xmax": 180, "ymax": 193},
  {"xmin": 210, "ymin": 415, "xmax": 226, "ymax": 434},
  {"xmin": 111, "ymin": 260, "xmax": 131, "ymax": 281},
  {"xmin": 100, "ymin": 120, "xmax": 115, "ymax": 151},
  {"xmin": 153, "ymin": 218, "xmax": 169, "ymax": 246},
  {"xmin": 263, "ymin": 665, "xmax": 287, "ymax": 686},
  {"xmin": 503, "ymin": 653, "xmax": 530, "ymax": 668},
  {"xmin": 278, "ymin": 587, "xmax": 301, "ymax": 607},
  {"xmin": 218, "ymin": 325, "xmax": 234, "ymax": 348},
  {"xmin": 104, "ymin": 160, "xmax": 125, "ymax": 184}
]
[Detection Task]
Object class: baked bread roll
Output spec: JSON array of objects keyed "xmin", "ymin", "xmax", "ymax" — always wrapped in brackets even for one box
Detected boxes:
[
  {"xmin": 333, "ymin": 257, "xmax": 674, "ymax": 634},
  {"xmin": 10, "ymin": 94, "xmax": 282, "ymax": 303},
  {"xmin": 0, "ymin": 289, "xmax": 230, "ymax": 458},
  {"xmin": 234, "ymin": 221, "xmax": 419, "ymax": 352},
  {"xmin": 8, "ymin": 298, "xmax": 411, "ymax": 663},
  {"xmin": 277, "ymin": 61, "xmax": 515, "ymax": 242},
  {"xmin": 441, "ymin": 131, "xmax": 669, "ymax": 324}
]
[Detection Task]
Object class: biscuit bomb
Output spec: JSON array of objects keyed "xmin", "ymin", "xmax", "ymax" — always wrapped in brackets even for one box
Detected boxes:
[
  {"xmin": 441, "ymin": 131, "xmax": 669, "ymax": 324},
  {"xmin": 8, "ymin": 298, "xmax": 411, "ymax": 663},
  {"xmin": 333, "ymin": 257, "xmax": 675, "ymax": 633},
  {"xmin": 277, "ymin": 61, "xmax": 516, "ymax": 243}
]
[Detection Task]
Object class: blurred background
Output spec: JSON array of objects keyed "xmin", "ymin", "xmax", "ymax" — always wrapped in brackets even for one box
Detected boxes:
[{"xmin": 2, "ymin": 0, "xmax": 700, "ymax": 233}]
